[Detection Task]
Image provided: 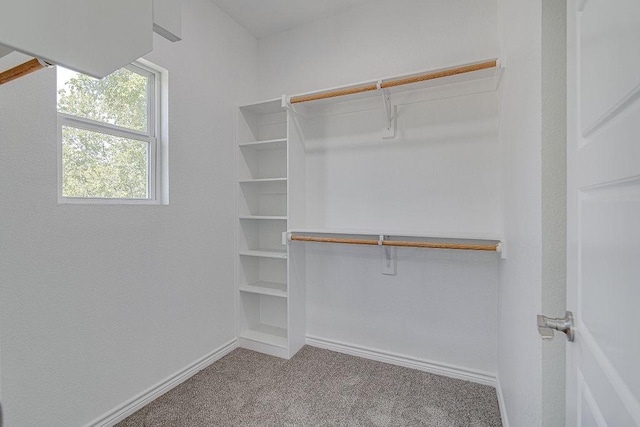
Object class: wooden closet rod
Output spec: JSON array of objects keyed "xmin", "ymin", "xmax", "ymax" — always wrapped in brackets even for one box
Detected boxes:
[
  {"xmin": 290, "ymin": 235, "xmax": 380, "ymax": 246},
  {"xmin": 382, "ymin": 240, "xmax": 498, "ymax": 252},
  {"xmin": 290, "ymin": 235, "xmax": 498, "ymax": 252},
  {"xmin": 289, "ymin": 59, "xmax": 497, "ymax": 104},
  {"xmin": 0, "ymin": 58, "xmax": 52, "ymax": 86}
]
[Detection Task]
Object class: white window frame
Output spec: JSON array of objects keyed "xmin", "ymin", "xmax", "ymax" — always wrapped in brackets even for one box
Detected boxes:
[{"xmin": 57, "ymin": 59, "xmax": 167, "ymax": 205}]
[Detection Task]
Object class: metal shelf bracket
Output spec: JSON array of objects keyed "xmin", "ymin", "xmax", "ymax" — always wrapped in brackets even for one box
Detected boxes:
[
  {"xmin": 377, "ymin": 82, "xmax": 396, "ymax": 139},
  {"xmin": 380, "ymin": 235, "xmax": 397, "ymax": 275},
  {"xmin": 282, "ymin": 94, "xmax": 307, "ymax": 119}
]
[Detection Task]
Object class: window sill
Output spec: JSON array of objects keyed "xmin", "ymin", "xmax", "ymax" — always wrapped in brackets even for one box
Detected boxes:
[{"xmin": 58, "ymin": 197, "xmax": 166, "ymax": 205}]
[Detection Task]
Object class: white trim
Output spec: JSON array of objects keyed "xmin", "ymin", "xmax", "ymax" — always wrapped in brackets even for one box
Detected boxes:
[
  {"xmin": 495, "ymin": 376, "xmax": 510, "ymax": 427},
  {"xmin": 138, "ymin": 58, "xmax": 169, "ymax": 205},
  {"xmin": 57, "ymin": 197, "xmax": 161, "ymax": 206},
  {"xmin": 582, "ymin": 81, "xmax": 640, "ymax": 138},
  {"xmin": 85, "ymin": 339, "xmax": 237, "ymax": 427},
  {"xmin": 305, "ymin": 335, "xmax": 497, "ymax": 387},
  {"xmin": 577, "ymin": 370, "xmax": 608, "ymax": 427},
  {"xmin": 58, "ymin": 114, "xmax": 150, "ymax": 141}
]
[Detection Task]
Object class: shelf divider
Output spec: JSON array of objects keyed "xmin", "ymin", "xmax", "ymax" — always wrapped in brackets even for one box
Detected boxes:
[
  {"xmin": 239, "ymin": 138, "xmax": 287, "ymax": 151},
  {"xmin": 239, "ymin": 281, "xmax": 288, "ymax": 298},
  {"xmin": 239, "ymin": 249, "xmax": 288, "ymax": 259},
  {"xmin": 238, "ymin": 177, "xmax": 287, "ymax": 184},
  {"xmin": 239, "ymin": 215, "xmax": 287, "ymax": 221}
]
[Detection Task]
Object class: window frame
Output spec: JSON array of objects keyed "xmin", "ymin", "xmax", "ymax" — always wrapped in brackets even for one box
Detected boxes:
[{"xmin": 57, "ymin": 60, "xmax": 164, "ymax": 205}]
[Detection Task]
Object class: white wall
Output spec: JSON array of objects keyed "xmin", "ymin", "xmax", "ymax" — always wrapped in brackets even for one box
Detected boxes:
[
  {"xmin": 0, "ymin": 1, "xmax": 257, "ymax": 425},
  {"xmin": 257, "ymin": 0, "xmax": 499, "ymax": 100},
  {"xmin": 302, "ymin": 93, "xmax": 501, "ymax": 234},
  {"xmin": 259, "ymin": 0, "xmax": 502, "ymax": 378},
  {"xmin": 298, "ymin": 91, "xmax": 501, "ymax": 377},
  {"xmin": 306, "ymin": 244, "xmax": 500, "ymax": 377},
  {"xmin": 496, "ymin": 0, "xmax": 543, "ymax": 425}
]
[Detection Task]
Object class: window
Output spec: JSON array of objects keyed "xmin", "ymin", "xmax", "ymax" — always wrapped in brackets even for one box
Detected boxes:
[{"xmin": 57, "ymin": 60, "xmax": 167, "ymax": 204}]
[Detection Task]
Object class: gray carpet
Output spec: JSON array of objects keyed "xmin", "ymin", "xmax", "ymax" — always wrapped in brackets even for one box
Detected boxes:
[{"xmin": 117, "ymin": 346, "xmax": 502, "ymax": 426}]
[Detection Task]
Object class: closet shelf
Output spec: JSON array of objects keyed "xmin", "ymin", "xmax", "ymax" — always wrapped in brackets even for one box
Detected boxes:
[
  {"xmin": 285, "ymin": 59, "xmax": 502, "ymax": 108},
  {"xmin": 239, "ymin": 249, "xmax": 288, "ymax": 259},
  {"xmin": 239, "ymin": 138, "xmax": 287, "ymax": 151},
  {"xmin": 287, "ymin": 228, "xmax": 501, "ymax": 241},
  {"xmin": 239, "ymin": 281, "xmax": 288, "ymax": 298},
  {"xmin": 239, "ymin": 98, "xmax": 284, "ymax": 115},
  {"xmin": 286, "ymin": 229, "xmax": 504, "ymax": 255},
  {"xmin": 238, "ymin": 178, "xmax": 287, "ymax": 184},
  {"xmin": 239, "ymin": 215, "xmax": 287, "ymax": 221},
  {"xmin": 240, "ymin": 324, "xmax": 288, "ymax": 349}
]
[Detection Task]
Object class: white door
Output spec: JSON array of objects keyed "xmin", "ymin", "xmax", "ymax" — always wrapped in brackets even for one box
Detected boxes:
[{"xmin": 566, "ymin": 0, "xmax": 640, "ymax": 425}]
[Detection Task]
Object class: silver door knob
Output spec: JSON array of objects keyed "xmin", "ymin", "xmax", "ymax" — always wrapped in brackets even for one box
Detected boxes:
[{"xmin": 537, "ymin": 311, "xmax": 574, "ymax": 342}]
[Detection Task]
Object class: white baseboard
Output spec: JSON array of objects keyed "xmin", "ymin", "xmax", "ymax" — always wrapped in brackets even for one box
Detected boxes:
[
  {"xmin": 495, "ymin": 377, "xmax": 510, "ymax": 427},
  {"xmin": 305, "ymin": 335, "xmax": 496, "ymax": 387},
  {"xmin": 86, "ymin": 339, "xmax": 238, "ymax": 427}
]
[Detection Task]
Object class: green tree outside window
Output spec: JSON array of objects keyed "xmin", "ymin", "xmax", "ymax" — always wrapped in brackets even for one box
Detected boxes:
[{"xmin": 58, "ymin": 67, "xmax": 151, "ymax": 199}]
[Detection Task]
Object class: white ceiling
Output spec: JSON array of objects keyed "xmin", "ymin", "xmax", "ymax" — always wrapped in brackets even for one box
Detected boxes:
[{"xmin": 211, "ymin": 0, "xmax": 378, "ymax": 39}]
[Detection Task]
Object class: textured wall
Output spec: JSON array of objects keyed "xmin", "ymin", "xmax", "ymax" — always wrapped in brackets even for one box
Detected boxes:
[
  {"xmin": 0, "ymin": 1, "xmax": 257, "ymax": 425},
  {"xmin": 306, "ymin": 244, "xmax": 500, "ymax": 376},
  {"xmin": 300, "ymin": 92, "xmax": 501, "ymax": 376},
  {"xmin": 257, "ymin": 0, "xmax": 499, "ymax": 99}
]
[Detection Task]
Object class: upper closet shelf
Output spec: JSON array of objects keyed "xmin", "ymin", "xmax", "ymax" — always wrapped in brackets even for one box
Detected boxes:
[
  {"xmin": 287, "ymin": 59, "xmax": 500, "ymax": 105},
  {"xmin": 282, "ymin": 59, "xmax": 502, "ymax": 128},
  {"xmin": 239, "ymin": 98, "xmax": 284, "ymax": 115},
  {"xmin": 239, "ymin": 139, "xmax": 287, "ymax": 150}
]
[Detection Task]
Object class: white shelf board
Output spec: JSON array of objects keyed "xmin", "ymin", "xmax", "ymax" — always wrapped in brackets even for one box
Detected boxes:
[
  {"xmin": 239, "ymin": 215, "xmax": 287, "ymax": 220},
  {"xmin": 239, "ymin": 281, "xmax": 288, "ymax": 298},
  {"xmin": 239, "ymin": 139, "xmax": 287, "ymax": 150},
  {"xmin": 238, "ymin": 177, "xmax": 287, "ymax": 184},
  {"xmin": 287, "ymin": 228, "xmax": 502, "ymax": 243},
  {"xmin": 239, "ymin": 249, "xmax": 288, "ymax": 259},
  {"xmin": 240, "ymin": 324, "xmax": 288, "ymax": 349},
  {"xmin": 239, "ymin": 99, "xmax": 284, "ymax": 115}
]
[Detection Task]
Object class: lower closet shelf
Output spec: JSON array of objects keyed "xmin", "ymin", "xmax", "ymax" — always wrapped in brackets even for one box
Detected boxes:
[
  {"xmin": 239, "ymin": 249, "xmax": 287, "ymax": 259},
  {"xmin": 239, "ymin": 281, "xmax": 288, "ymax": 298},
  {"xmin": 240, "ymin": 324, "xmax": 288, "ymax": 349}
]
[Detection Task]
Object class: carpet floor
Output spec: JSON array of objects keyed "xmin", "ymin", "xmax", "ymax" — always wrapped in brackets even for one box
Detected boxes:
[{"xmin": 116, "ymin": 346, "xmax": 502, "ymax": 426}]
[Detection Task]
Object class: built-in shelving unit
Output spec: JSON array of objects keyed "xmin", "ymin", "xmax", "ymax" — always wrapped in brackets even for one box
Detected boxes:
[
  {"xmin": 236, "ymin": 98, "xmax": 305, "ymax": 359},
  {"xmin": 235, "ymin": 59, "xmax": 503, "ymax": 361}
]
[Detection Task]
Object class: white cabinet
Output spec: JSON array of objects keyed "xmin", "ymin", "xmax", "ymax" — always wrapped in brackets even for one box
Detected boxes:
[
  {"xmin": 0, "ymin": 0, "xmax": 181, "ymax": 78},
  {"xmin": 0, "ymin": 1, "xmax": 153, "ymax": 78}
]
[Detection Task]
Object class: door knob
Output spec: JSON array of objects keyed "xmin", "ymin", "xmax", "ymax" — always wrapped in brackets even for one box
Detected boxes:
[{"xmin": 537, "ymin": 311, "xmax": 574, "ymax": 342}]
